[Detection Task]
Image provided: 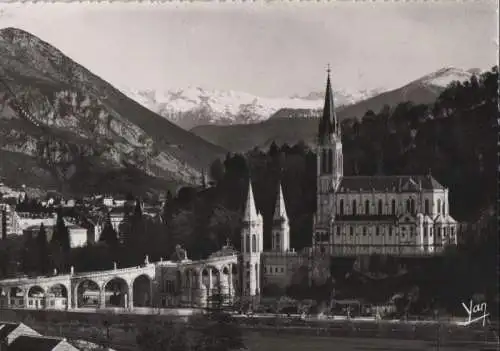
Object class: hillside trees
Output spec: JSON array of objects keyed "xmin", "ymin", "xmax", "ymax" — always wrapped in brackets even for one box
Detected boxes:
[{"xmin": 36, "ymin": 223, "xmax": 50, "ymax": 275}]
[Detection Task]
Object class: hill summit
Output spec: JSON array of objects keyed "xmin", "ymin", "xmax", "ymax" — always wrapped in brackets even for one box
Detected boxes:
[{"xmin": 0, "ymin": 27, "xmax": 226, "ymax": 196}]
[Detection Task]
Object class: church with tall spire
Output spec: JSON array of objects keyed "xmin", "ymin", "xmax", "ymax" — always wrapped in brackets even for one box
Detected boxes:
[
  {"xmin": 234, "ymin": 66, "xmax": 459, "ymax": 299},
  {"xmin": 312, "ymin": 67, "xmax": 458, "ymax": 257}
]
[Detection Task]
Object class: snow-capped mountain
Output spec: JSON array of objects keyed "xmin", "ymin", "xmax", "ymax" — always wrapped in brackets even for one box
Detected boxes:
[
  {"xmin": 121, "ymin": 86, "xmax": 381, "ymax": 130},
  {"xmin": 411, "ymin": 67, "xmax": 482, "ymax": 89}
]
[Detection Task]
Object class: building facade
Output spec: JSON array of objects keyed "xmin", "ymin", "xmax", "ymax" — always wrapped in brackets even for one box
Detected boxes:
[{"xmin": 312, "ymin": 70, "xmax": 458, "ymax": 257}]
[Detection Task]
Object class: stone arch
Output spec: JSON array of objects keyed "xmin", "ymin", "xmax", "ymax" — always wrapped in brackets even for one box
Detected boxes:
[
  {"xmin": 132, "ymin": 274, "xmax": 152, "ymax": 307},
  {"xmin": 175, "ymin": 270, "xmax": 182, "ymax": 294},
  {"xmin": 104, "ymin": 277, "xmax": 128, "ymax": 307},
  {"xmin": 201, "ymin": 268, "xmax": 210, "ymax": 296},
  {"xmin": 9, "ymin": 286, "xmax": 24, "ymax": 297},
  {"xmin": 76, "ymin": 279, "xmax": 100, "ymax": 308},
  {"xmin": 231, "ymin": 264, "xmax": 240, "ymax": 296},
  {"xmin": 210, "ymin": 266, "xmax": 220, "ymax": 295},
  {"xmin": 47, "ymin": 284, "xmax": 67, "ymax": 298},
  {"xmin": 46, "ymin": 284, "xmax": 68, "ymax": 310},
  {"xmin": 27, "ymin": 286, "xmax": 45, "ymax": 297}
]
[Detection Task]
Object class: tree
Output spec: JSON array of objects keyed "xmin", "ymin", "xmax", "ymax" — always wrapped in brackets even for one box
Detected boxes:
[
  {"xmin": 99, "ymin": 213, "xmax": 118, "ymax": 247},
  {"xmin": 209, "ymin": 159, "xmax": 225, "ymax": 185},
  {"xmin": 52, "ymin": 210, "xmax": 70, "ymax": 252},
  {"xmin": 36, "ymin": 223, "xmax": 50, "ymax": 275},
  {"xmin": 1, "ymin": 208, "xmax": 6, "ymax": 240}
]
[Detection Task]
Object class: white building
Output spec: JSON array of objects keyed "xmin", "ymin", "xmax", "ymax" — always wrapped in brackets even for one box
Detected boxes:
[{"xmin": 312, "ymin": 70, "xmax": 458, "ymax": 257}]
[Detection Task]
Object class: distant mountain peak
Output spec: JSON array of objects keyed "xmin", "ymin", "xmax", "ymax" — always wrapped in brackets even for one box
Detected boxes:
[
  {"xmin": 412, "ymin": 67, "xmax": 480, "ymax": 88},
  {"xmin": 121, "ymin": 86, "xmax": 380, "ymax": 130}
]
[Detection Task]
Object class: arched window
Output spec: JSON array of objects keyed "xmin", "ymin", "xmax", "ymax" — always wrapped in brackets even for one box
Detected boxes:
[
  {"xmin": 406, "ymin": 199, "xmax": 411, "ymax": 213},
  {"xmin": 352, "ymin": 200, "xmax": 357, "ymax": 215},
  {"xmin": 252, "ymin": 235, "xmax": 256, "ymax": 253},
  {"xmin": 424, "ymin": 227, "xmax": 428, "ymax": 237},
  {"xmin": 410, "ymin": 198, "xmax": 415, "ymax": 214},
  {"xmin": 378, "ymin": 199, "xmax": 383, "ymax": 215},
  {"xmin": 364, "ymin": 200, "xmax": 370, "ymax": 215},
  {"xmin": 437, "ymin": 199, "xmax": 441, "ymax": 215},
  {"xmin": 391, "ymin": 200, "xmax": 396, "ymax": 215},
  {"xmin": 276, "ymin": 233, "xmax": 280, "ymax": 247},
  {"xmin": 328, "ymin": 149, "xmax": 333, "ymax": 174},
  {"xmin": 339, "ymin": 199, "xmax": 344, "ymax": 215},
  {"xmin": 442, "ymin": 202, "xmax": 445, "ymax": 216},
  {"xmin": 424, "ymin": 199, "xmax": 429, "ymax": 215},
  {"xmin": 246, "ymin": 235, "xmax": 250, "ymax": 253}
]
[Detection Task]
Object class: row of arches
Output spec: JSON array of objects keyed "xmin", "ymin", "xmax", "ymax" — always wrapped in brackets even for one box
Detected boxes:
[
  {"xmin": 0, "ymin": 274, "xmax": 154, "ymax": 310},
  {"xmin": 338, "ymin": 198, "xmax": 446, "ymax": 216}
]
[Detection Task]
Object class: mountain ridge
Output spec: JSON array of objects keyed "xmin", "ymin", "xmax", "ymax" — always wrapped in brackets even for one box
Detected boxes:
[
  {"xmin": 0, "ymin": 27, "xmax": 226, "ymax": 196},
  {"xmin": 190, "ymin": 66, "xmax": 480, "ymax": 152},
  {"xmin": 121, "ymin": 85, "xmax": 382, "ymax": 130}
]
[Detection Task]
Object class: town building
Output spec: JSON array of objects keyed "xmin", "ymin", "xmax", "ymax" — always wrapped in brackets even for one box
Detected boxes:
[
  {"xmin": 0, "ymin": 322, "xmax": 40, "ymax": 350},
  {"xmin": 8, "ymin": 335, "xmax": 79, "ymax": 351}
]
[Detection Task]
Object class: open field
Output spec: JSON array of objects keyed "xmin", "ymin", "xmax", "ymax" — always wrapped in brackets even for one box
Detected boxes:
[{"xmin": 0, "ymin": 308, "xmax": 498, "ymax": 351}]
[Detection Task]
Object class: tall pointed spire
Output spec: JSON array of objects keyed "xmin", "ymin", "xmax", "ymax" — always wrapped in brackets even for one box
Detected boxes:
[
  {"xmin": 318, "ymin": 65, "xmax": 338, "ymax": 143},
  {"xmin": 243, "ymin": 179, "xmax": 259, "ymax": 222},
  {"xmin": 273, "ymin": 181, "xmax": 288, "ymax": 223}
]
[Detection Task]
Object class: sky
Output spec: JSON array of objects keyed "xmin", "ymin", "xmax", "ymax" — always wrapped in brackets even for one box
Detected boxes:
[{"xmin": 0, "ymin": 2, "xmax": 498, "ymax": 98}]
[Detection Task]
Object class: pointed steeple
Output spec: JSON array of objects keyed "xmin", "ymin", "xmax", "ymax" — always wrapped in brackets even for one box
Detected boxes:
[
  {"xmin": 273, "ymin": 182, "xmax": 288, "ymax": 223},
  {"xmin": 243, "ymin": 179, "xmax": 259, "ymax": 222},
  {"xmin": 318, "ymin": 65, "xmax": 338, "ymax": 143}
]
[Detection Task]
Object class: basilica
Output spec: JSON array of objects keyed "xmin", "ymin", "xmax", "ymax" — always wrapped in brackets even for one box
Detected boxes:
[{"xmin": 312, "ymin": 69, "xmax": 458, "ymax": 257}]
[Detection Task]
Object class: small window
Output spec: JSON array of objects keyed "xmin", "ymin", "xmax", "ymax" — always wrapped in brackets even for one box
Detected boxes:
[
  {"xmin": 352, "ymin": 200, "xmax": 357, "ymax": 215},
  {"xmin": 365, "ymin": 200, "xmax": 370, "ymax": 215},
  {"xmin": 376, "ymin": 227, "xmax": 380, "ymax": 236},
  {"xmin": 389, "ymin": 227, "xmax": 393, "ymax": 236},
  {"xmin": 363, "ymin": 227, "xmax": 367, "ymax": 236},
  {"xmin": 349, "ymin": 227, "xmax": 354, "ymax": 236},
  {"xmin": 391, "ymin": 200, "xmax": 396, "ymax": 215},
  {"xmin": 275, "ymin": 267, "xmax": 279, "ymax": 273},
  {"xmin": 281, "ymin": 268, "xmax": 284, "ymax": 273},
  {"xmin": 336, "ymin": 226, "xmax": 341, "ymax": 236},
  {"xmin": 378, "ymin": 200, "xmax": 383, "ymax": 215},
  {"xmin": 339, "ymin": 199, "xmax": 344, "ymax": 215}
]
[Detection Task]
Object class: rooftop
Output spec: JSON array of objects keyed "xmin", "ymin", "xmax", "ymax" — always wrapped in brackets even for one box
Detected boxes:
[
  {"xmin": 8, "ymin": 335, "xmax": 68, "ymax": 351},
  {"xmin": 338, "ymin": 175, "xmax": 445, "ymax": 192}
]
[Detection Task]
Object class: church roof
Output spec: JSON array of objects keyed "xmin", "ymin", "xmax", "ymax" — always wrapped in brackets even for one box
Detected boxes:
[
  {"xmin": 338, "ymin": 175, "xmax": 445, "ymax": 192},
  {"xmin": 243, "ymin": 180, "xmax": 260, "ymax": 223},
  {"xmin": 318, "ymin": 68, "xmax": 338, "ymax": 143},
  {"xmin": 273, "ymin": 182, "xmax": 288, "ymax": 223}
]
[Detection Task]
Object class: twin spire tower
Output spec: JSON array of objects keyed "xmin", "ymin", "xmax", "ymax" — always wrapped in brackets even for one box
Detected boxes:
[{"xmin": 240, "ymin": 66, "xmax": 342, "ymax": 297}]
